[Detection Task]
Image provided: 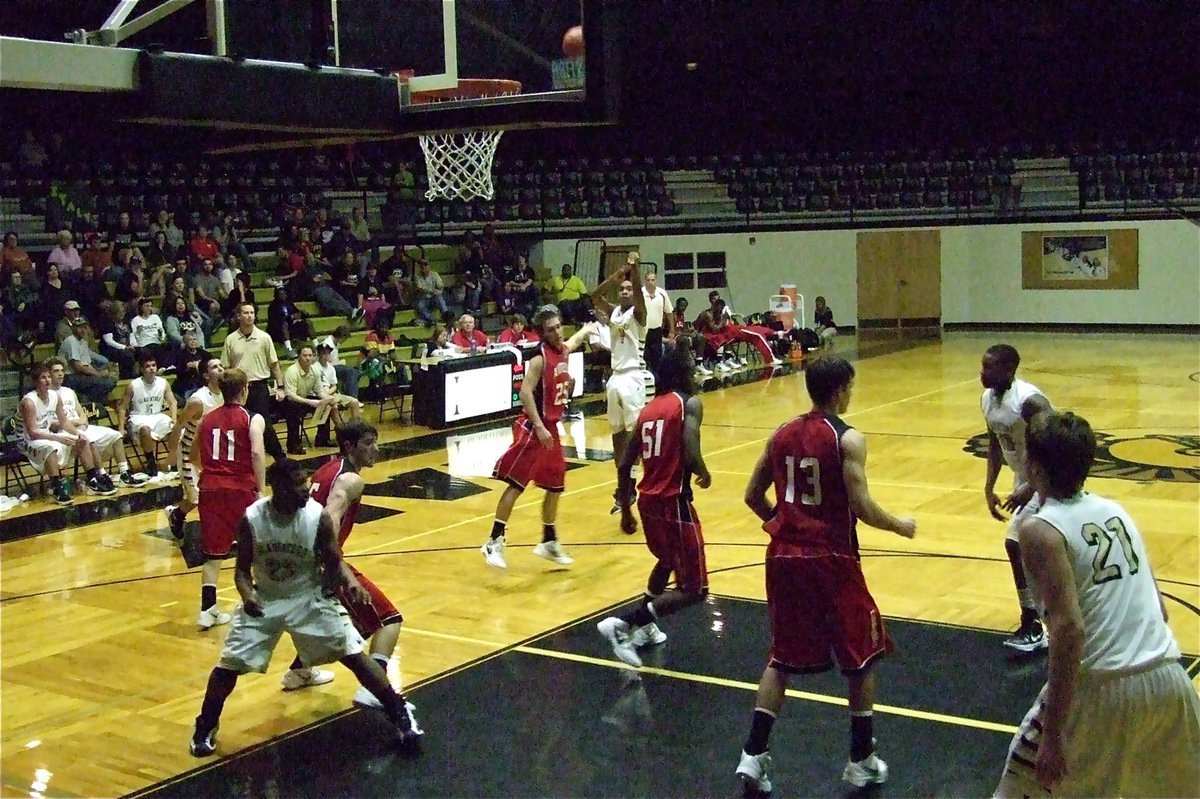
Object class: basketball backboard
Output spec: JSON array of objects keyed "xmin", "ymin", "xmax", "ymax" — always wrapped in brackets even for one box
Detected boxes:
[{"xmin": 0, "ymin": 0, "xmax": 620, "ymax": 152}]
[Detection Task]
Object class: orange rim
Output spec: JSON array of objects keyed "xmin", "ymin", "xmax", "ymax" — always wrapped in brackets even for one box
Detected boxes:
[{"xmin": 408, "ymin": 78, "xmax": 522, "ymax": 104}]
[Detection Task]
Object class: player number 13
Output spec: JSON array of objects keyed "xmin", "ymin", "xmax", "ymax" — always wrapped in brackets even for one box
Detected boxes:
[{"xmin": 784, "ymin": 455, "xmax": 821, "ymax": 506}]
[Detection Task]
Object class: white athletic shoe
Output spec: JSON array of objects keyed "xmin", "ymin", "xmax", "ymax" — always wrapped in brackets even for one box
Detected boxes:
[
  {"xmin": 736, "ymin": 750, "xmax": 773, "ymax": 795},
  {"xmin": 280, "ymin": 667, "xmax": 335, "ymax": 691},
  {"xmin": 596, "ymin": 617, "xmax": 642, "ymax": 668},
  {"xmin": 196, "ymin": 606, "xmax": 231, "ymax": 630},
  {"xmin": 481, "ymin": 536, "xmax": 507, "ymax": 569},
  {"xmin": 842, "ymin": 751, "xmax": 888, "ymax": 787},
  {"xmin": 696, "ymin": 364, "xmax": 713, "ymax": 376},
  {"xmin": 533, "ymin": 539, "xmax": 574, "ymax": 566},
  {"xmin": 631, "ymin": 622, "xmax": 667, "ymax": 647}
]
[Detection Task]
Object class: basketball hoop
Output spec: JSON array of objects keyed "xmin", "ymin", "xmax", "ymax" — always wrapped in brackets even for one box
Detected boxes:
[{"xmin": 400, "ymin": 76, "xmax": 522, "ymax": 202}]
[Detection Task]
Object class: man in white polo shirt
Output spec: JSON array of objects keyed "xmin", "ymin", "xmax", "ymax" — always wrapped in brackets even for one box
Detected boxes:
[{"xmin": 641, "ymin": 267, "xmax": 673, "ymax": 377}]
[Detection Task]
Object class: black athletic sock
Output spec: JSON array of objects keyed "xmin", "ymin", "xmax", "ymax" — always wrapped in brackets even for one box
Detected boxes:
[
  {"xmin": 86, "ymin": 467, "xmax": 100, "ymax": 481},
  {"xmin": 288, "ymin": 655, "xmax": 304, "ymax": 671},
  {"xmin": 624, "ymin": 604, "xmax": 656, "ymax": 628},
  {"xmin": 850, "ymin": 712, "xmax": 874, "ymax": 761},
  {"xmin": 490, "ymin": 519, "xmax": 506, "ymax": 540},
  {"xmin": 197, "ymin": 667, "xmax": 239, "ymax": 731},
  {"xmin": 744, "ymin": 708, "xmax": 776, "ymax": 756},
  {"xmin": 51, "ymin": 476, "xmax": 64, "ymax": 491},
  {"xmin": 201, "ymin": 584, "xmax": 217, "ymax": 611},
  {"xmin": 542, "ymin": 523, "xmax": 556, "ymax": 543},
  {"xmin": 640, "ymin": 592, "xmax": 657, "ymax": 608},
  {"xmin": 1020, "ymin": 607, "xmax": 1039, "ymax": 628},
  {"xmin": 372, "ymin": 653, "xmax": 390, "ymax": 670}
]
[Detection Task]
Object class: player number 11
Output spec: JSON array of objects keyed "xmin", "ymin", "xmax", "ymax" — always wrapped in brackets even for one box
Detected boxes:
[{"xmin": 210, "ymin": 428, "xmax": 236, "ymax": 461}]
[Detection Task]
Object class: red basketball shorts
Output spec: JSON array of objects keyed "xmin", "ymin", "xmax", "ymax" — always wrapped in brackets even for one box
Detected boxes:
[
  {"xmin": 199, "ymin": 487, "xmax": 258, "ymax": 559},
  {"xmin": 638, "ymin": 494, "xmax": 708, "ymax": 592},
  {"xmin": 492, "ymin": 417, "xmax": 565, "ymax": 493},
  {"xmin": 765, "ymin": 548, "xmax": 894, "ymax": 674},
  {"xmin": 335, "ymin": 564, "xmax": 403, "ymax": 638}
]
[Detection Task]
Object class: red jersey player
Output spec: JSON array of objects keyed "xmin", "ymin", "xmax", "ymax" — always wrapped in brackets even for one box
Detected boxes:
[
  {"xmin": 293, "ymin": 422, "xmax": 421, "ymax": 734},
  {"xmin": 597, "ymin": 342, "xmax": 713, "ymax": 668},
  {"xmin": 735, "ymin": 356, "xmax": 916, "ymax": 795},
  {"xmin": 481, "ymin": 306, "xmax": 598, "ymax": 570},
  {"xmin": 190, "ymin": 367, "xmax": 266, "ymax": 631}
]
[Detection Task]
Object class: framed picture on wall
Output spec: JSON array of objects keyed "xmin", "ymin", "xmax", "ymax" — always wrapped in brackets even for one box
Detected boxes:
[{"xmin": 1021, "ymin": 229, "xmax": 1139, "ymax": 289}]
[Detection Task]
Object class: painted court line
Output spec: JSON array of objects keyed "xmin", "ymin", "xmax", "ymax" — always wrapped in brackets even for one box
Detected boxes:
[{"xmin": 516, "ymin": 644, "xmax": 1019, "ymax": 735}]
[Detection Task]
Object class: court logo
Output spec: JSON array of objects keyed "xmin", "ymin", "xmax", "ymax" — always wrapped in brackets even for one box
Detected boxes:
[{"xmin": 963, "ymin": 432, "xmax": 1200, "ymax": 483}]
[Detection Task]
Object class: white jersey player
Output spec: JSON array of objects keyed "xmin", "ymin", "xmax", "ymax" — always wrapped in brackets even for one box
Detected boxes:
[
  {"xmin": 166, "ymin": 358, "xmax": 224, "ymax": 540},
  {"xmin": 590, "ymin": 252, "xmax": 649, "ymax": 523},
  {"xmin": 117, "ymin": 353, "xmax": 178, "ymax": 478},
  {"xmin": 995, "ymin": 410, "xmax": 1200, "ymax": 799},
  {"xmin": 980, "ymin": 344, "xmax": 1052, "ymax": 652},
  {"xmin": 47, "ymin": 357, "xmax": 141, "ymax": 489}
]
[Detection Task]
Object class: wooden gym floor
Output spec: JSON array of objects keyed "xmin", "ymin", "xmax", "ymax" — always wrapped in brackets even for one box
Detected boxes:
[{"xmin": 1, "ymin": 331, "xmax": 1197, "ymax": 798}]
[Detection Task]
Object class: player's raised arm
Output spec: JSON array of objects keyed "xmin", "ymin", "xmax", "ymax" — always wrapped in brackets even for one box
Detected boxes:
[{"xmin": 562, "ymin": 321, "xmax": 599, "ymax": 354}]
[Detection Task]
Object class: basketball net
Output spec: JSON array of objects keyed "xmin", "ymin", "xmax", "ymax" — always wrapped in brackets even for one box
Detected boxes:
[{"xmin": 401, "ymin": 77, "xmax": 522, "ymax": 203}]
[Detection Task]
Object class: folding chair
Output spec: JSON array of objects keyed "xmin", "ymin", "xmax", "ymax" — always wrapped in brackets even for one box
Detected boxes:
[
  {"xmin": 375, "ymin": 364, "xmax": 414, "ymax": 424},
  {"xmin": 1, "ymin": 416, "xmax": 39, "ymax": 497}
]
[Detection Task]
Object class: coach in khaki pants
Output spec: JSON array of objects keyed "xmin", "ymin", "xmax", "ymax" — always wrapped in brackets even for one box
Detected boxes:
[{"xmin": 220, "ymin": 302, "xmax": 286, "ymax": 460}]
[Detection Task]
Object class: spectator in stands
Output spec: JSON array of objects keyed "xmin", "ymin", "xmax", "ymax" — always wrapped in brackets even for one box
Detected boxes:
[
  {"xmin": 478, "ymin": 264, "xmax": 500, "ymax": 310},
  {"xmin": 222, "ymin": 271, "xmax": 255, "ymax": 325},
  {"xmin": 813, "ymin": 295, "xmax": 838, "ymax": 348},
  {"xmin": 500, "ymin": 255, "xmax": 538, "ymax": 319},
  {"xmin": 330, "ymin": 249, "xmax": 361, "ymax": 296},
  {"xmin": 82, "ymin": 232, "xmax": 114, "ymax": 277},
  {"xmin": 281, "ymin": 345, "xmax": 334, "ymax": 455},
  {"xmin": 348, "ymin": 205, "xmax": 376, "ymax": 270},
  {"xmin": 497, "ymin": 313, "xmax": 540, "ymax": 346},
  {"xmin": 150, "ymin": 210, "xmax": 185, "ymax": 251},
  {"xmin": 6, "ymin": 270, "xmax": 43, "ymax": 341},
  {"xmin": 217, "ymin": 254, "xmax": 240, "ymax": 298},
  {"xmin": 412, "ymin": 259, "xmax": 448, "ymax": 327},
  {"xmin": 190, "ymin": 258, "xmax": 226, "ymax": 328},
  {"xmin": 168, "ymin": 326, "xmax": 212, "ymax": 401},
  {"xmin": 47, "ymin": 230, "xmax": 81, "ymax": 275},
  {"xmin": 271, "ymin": 243, "xmax": 306, "ymax": 290},
  {"xmin": 314, "ymin": 342, "xmax": 362, "ymax": 440},
  {"xmin": 479, "ymin": 223, "xmax": 509, "ymax": 272},
  {"xmin": 325, "ymin": 219, "xmax": 357, "ymax": 266},
  {"xmin": 73, "ymin": 261, "xmax": 112, "ymax": 324},
  {"xmin": 316, "ymin": 326, "xmax": 360, "ymax": 400},
  {"xmin": 0, "ymin": 295, "xmax": 20, "ymax": 351},
  {"xmin": 451, "ymin": 243, "xmax": 483, "ymax": 314},
  {"xmin": 165, "ymin": 296, "xmax": 207, "ymax": 349},
  {"xmin": 394, "ymin": 160, "xmax": 416, "ymax": 202},
  {"xmin": 359, "ymin": 285, "xmax": 392, "ymax": 330},
  {"xmin": 3, "ymin": 232, "xmax": 37, "ymax": 287},
  {"xmin": 451, "ymin": 314, "xmax": 490, "ymax": 353},
  {"xmin": 361, "ymin": 317, "xmax": 399, "ymax": 383},
  {"xmin": 146, "ymin": 229, "xmax": 176, "ymax": 270},
  {"xmin": 549, "ymin": 263, "xmax": 588, "ymax": 324},
  {"xmin": 59, "ymin": 318, "xmax": 117, "ymax": 406},
  {"xmin": 99, "ymin": 301, "xmax": 136, "ymax": 378},
  {"xmin": 17, "ymin": 130, "xmax": 49, "ymax": 172},
  {"xmin": 108, "ymin": 211, "xmax": 135, "ymax": 254},
  {"xmin": 457, "ymin": 231, "xmax": 484, "ymax": 274},
  {"xmin": 114, "ymin": 256, "xmax": 146, "ymax": 304},
  {"xmin": 214, "ymin": 212, "xmax": 252, "ymax": 268},
  {"xmin": 300, "ymin": 255, "xmax": 360, "ymax": 323},
  {"xmin": 189, "ymin": 225, "xmax": 224, "ymax": 269},
  {"xmin": 39, "ymin": 263, "xmax": 69, "ymax": 338},
  {"xmin": 55, "ymin": 300, "xmax": 88, "ymax": 345},
  {"xmin": 266, "ymin": 287, "xmax": 310, "ymax": 359},
  {"xmin": 162, "ymin": 275, "xmax": 191, "ymax": 317},
  {"xmin": 130, "ymin": 297, "xmax": 167, "ymax": 355}
]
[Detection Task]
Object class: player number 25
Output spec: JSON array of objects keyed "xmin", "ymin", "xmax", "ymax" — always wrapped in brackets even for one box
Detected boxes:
[{"xmin": 784, "ymin": 455, "xmax": 821, "ymax": 506}]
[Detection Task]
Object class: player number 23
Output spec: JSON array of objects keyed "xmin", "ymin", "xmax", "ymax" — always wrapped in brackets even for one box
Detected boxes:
[{"xmin": 784, "ymin": 455, "xmax": 821, "ymax": 506}]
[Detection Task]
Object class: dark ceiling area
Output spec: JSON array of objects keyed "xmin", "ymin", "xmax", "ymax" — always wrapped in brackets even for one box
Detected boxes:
[{"xmin": 3, "ymin": 1, "xmax": 1198, "ymax": 158}]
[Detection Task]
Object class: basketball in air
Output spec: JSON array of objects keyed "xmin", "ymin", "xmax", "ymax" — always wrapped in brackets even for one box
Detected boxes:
[{"xmin": 562, "ymin": 25, "xmax": 584, "ymax": 58}]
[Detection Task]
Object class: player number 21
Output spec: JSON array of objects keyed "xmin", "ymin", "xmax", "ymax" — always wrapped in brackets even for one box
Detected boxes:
[
  {"xmin": 784, "ymin": 455, "xmax": 821, "ymax": 506},
  {"xmin": 1080, "ymin": 516, "xmax": 1140, "ymax": 584},
  {"xmin": 209, "ymin": 428, "xmax": 236, "ymax": 461}
]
